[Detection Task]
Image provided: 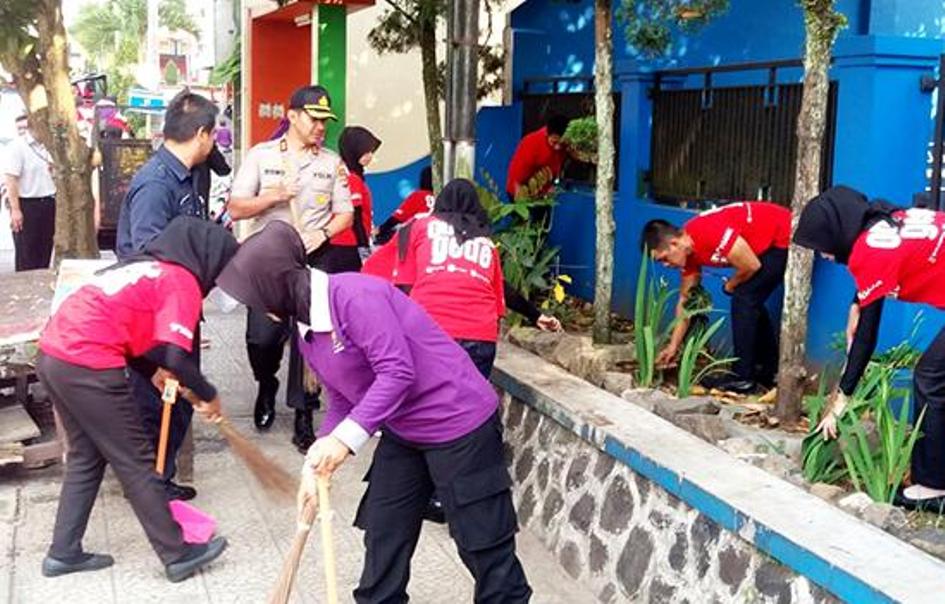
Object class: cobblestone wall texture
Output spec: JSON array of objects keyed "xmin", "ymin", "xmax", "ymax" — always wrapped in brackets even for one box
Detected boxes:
[{"xmin": 501, "ymin": 393, "xmax": 838, "ymax": 604}]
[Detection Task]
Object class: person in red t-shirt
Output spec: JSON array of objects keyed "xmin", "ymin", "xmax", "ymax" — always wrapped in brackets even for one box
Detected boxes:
[
  {"xmin": 331, "ymin": 126, "xmax": 381, "ymax": 271},
  {"xmin": 374, "ymin": 165, "xmax": 435, "ymax": 245},
  {"xmin": 794, "ymin": 186, "xmax": 945, "ymax": 511},
  {"xmin": 364, "ymin": 179, "xmax": 563, "ymax": 376},
  {"xmin": 642, "ymin": 202, "xmax": 792, "ymax": 393},
  {"xmin": 505, "ymin": 115, "xmax": 570, "ymax": 202},
  {"xmin": 36, "ymin": 217, "xmax": 235, "ymax": 582}
]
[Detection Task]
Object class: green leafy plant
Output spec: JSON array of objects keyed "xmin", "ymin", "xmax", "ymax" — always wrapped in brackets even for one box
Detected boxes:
[
  {"xmin": 802, "ymin": 369, "xmax": 863, "ymax": 484},
  {"xmin": 210, "ymin": 40, "xmax": 241, "ymax": 87},
  {"xmin": 634, "ymin": 251, "xmax": 675, "ymax": 388},
  {"xmin": 839, "ymin": 385, "xmax": 925, "ymax": 504},
  {"xmin": 676, "ymin": 316, "xmax": 735, "ymax": 398},
  {"xmin": 562, "ymin": 116, "xmax": 598, "ymax": 162},
  {"xmin": 617, "ymin": 0, "xmax": 731, "ymax": 56},
  {"xmin": 477, "ymin": 172, "xmax": 559, "ymax": 304},
  {"xmin": 802, "ymin": 317, "xmax": 925, "ymax": 492}
]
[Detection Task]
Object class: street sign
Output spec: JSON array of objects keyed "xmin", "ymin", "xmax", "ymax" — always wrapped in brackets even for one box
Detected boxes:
[{"xmin": 127, "ymin": 89, "xmax": 165, "ymax": 109}]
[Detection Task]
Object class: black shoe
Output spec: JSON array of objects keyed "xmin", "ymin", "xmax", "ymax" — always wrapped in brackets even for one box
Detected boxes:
[
  {"xmin": 254, "ymin": 378, "xmax": 278, "ymax": 430},
  {"xmin": 165, "ymin": 481, "xmax": 197, "ymax": 501},
  {"xmin": 700, "ymin": 374, "xmax": 759, "ymax": 395},
  {"xmin": 292, "ymin": 409, "xmax": 316, "ymax": 454},
  {"xmin": 422, "ymin": 496, "xmax": 446, "ymax": 524},
  {"xmin": 893, "ymin": 487, "xmax": 945, "ymax": 512},
  {"xmin": 42, "ymin": 553, "xmax": 114, "ymax": 577},
  {"xmin": 165, "ymin": 537, "xmax": 227, "ymax": 583}
]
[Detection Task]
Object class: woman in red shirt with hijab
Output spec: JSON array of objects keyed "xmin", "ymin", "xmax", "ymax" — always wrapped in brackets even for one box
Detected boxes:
[
  {"xmin": 794, "ymin": 186, "xmax": 945, "ymax": 511},
  {"xmin": 331, "ymin": 126, "xmax": 381, "ymax": 270},
  {"xmin": 37, "ymin": 217, "xmax": 236, "ymax": 582},
  {"xmin": 365, "ymin": 179, "xmax": 561, "ymax": 377}
]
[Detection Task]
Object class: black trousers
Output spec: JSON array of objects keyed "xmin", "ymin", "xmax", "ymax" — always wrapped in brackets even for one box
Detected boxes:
[
  {"xmin": 13, "ymin": 195, "xmax": 55, "ymax": 271},
  {"xmin": 457, "ymin": 339, "xmax": 498, "ymax": 379},
  {"xmin": 729, "ymin": 248, "xmax": 787, "ymax": 383},
  {"xmin": 37, "ymin": 354, "xmax": 189, "ymax": 565},
  {"xmin": 353, "ymin": 413, "xmax": 531, "ymax": 604},
  {"xmin": 245, "ymin": 242, "xmax": 360, "ymax": 410},
  {"xmin": 912, "ymin": 325, "xmax": 945, "ymax": 489},
  {"xmin": 129, "ymin": 326, "xmax": 200, "ymax": 482}
]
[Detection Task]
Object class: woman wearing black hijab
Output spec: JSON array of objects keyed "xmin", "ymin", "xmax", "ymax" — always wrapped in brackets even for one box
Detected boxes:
[
  {"xmin": 215, "ymin": 220, "xmax": 532, "ymax": 603},
  {"xmin": 330, "ymin": 126, "xmax": 382, "ymax": 271},
  {"xmin": 794, "ymin": 185, "xmax": 945, "ymax": 510},
  {"xmin": 364, "ymin": 179, "xmax": 561, "ymax": 377},
  {"xmin": 36, "ymin": 217, "xmax": 236, "ymax": 582}
]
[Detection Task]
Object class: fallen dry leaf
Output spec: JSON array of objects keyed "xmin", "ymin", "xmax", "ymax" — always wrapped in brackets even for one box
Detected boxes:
[{"xmin": 757, "ymin": 387, "xmax": 778, "ymax": 405}]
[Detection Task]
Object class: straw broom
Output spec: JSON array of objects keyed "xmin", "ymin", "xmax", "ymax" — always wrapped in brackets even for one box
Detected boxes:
[
  {"xmin": 179, "ymin": 389, "xmax": 297, "ymax": 502},
  {"xmin": 268, "ymin": 475, "xmax": 338, "ymax": 604}
]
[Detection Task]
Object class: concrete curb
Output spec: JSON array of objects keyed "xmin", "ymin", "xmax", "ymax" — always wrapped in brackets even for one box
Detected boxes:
[{"xmin": 493, "ymin": 344, "xmax": 945, "ymax": 604}]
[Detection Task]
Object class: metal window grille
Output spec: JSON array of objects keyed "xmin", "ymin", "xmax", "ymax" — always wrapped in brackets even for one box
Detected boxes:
[{"xmin": 649, "ymin": 62, "xmax": 838, "ymax": 206}]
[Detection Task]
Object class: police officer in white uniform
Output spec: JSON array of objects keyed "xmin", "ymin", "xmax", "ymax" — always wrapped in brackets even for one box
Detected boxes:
[
  {"xmin": 4, "ymin": 114, "xmax": 57, "ymax": 271},
  {"xmin": 228, "ymin": 85, "xmax": 353, "ymax": 452}
]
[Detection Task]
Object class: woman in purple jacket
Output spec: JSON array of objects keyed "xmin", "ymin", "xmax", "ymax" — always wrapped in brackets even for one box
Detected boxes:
[{"xmin": 215, "ymin": 220, "xmax": 531, "ymax": 603}]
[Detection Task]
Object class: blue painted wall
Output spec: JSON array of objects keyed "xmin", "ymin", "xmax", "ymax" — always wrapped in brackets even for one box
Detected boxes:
[
  {"xmin": 480, "ymin": 0, "xmax": 945, "ymax": 363},
  {"xmin": 365, "ymin": 156, "xmax": 431, "ymax": 224}
]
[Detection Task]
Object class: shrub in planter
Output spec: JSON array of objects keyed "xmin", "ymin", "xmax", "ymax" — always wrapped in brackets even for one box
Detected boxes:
[{"xmin": 561, "ymin": 116, "xmax": 598, "ymax": 164}]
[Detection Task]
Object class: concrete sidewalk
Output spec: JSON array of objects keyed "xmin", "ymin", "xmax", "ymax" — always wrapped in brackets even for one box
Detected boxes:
[{"xmin": 0, "ymin": 307, "xmax": 589, "ymax": 603}]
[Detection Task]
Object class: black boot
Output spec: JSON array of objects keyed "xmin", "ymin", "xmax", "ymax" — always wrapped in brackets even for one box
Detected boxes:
[
  {"xmin": 253, "ymin": 378, "xmax": 278, "ymax": 430},
  {"xmin": 292, "ymin": 409, "xmax": 316, "ymax": 454}
]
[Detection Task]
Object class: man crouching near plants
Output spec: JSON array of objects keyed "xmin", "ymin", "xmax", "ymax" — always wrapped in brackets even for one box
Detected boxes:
[{"xmin": 640, "ymin": 201, "xmax": 792, "ymax": 394}]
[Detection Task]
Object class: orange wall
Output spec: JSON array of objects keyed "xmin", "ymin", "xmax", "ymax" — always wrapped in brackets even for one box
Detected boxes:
[{"xmin": 249, "ymin": 19, "xmax": 311, "ymax": 146}]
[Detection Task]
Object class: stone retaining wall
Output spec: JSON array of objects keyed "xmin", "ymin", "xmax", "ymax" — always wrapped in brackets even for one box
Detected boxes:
[
  {"xmin": 493, "ymin": 345, "xmax": 945, "ymax": 604},
  {"xmin": 501, "ymin": 394, "xmax": 830, "ymax": 603}
]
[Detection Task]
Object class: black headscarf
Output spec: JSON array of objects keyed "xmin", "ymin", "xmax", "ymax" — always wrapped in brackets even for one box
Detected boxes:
[
  {"xmin": 106, "ymin": 216, "xmax": 238, "ymax": 296},
  {"xmin": 215, "ymin": 221, "xmax": 312, "ymax": 324},
  {"xmin": 432, "ymin": 178, "xmax": 491, "ymax": 244},
  {"xmin": 338, "ymin": 126, "xmax": 382, "ymax": 178},
  {"xmin": 419, "ymin": 165, "xmax": 433, "ymax": 191},
  {"xmin": 793, "ymin": 185, "xmax": 900, "ymax": 264}
]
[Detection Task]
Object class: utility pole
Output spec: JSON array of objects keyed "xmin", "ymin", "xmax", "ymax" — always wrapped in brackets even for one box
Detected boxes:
[
  {"xmin": 444, "ymin": 0, "xmax": 480, "ymax": 181},
  {"xmin": 143, "ymin": 0, "xmax": 161, "ymax": 90}
]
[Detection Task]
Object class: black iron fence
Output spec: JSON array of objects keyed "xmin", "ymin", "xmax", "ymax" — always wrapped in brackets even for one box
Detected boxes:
[{"xmin": 649, "ymin": 59, "xmax": 838, "ymax": 206}]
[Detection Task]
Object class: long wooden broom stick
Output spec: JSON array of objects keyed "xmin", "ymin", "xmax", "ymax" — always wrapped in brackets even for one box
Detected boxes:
[
  {"xmin": 155, "ymin": 378, "xmax": 179, "ymax": 476},
  {"xmin": 317, "ymin": 474, "xmax": 339, "ymax": 604}
]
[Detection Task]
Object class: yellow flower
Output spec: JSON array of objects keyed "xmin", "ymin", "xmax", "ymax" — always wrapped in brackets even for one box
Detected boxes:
[
  {"xmin": 553, "ymin": 283, "xmax": 565, "ymax": 304},
  {"xmin": 557, "ymin": 274, "xmax": 572, "ymax": 284}
]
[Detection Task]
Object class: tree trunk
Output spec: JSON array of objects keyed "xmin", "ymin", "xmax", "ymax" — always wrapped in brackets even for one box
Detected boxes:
[
  {"xmin": 419, "ymin": 18, "xmax": 444, "ymax": 192},
  {"xmin": 775, "ymin": 0, "xmax": 844, "ymax": 421},
  {"xmin": 592, "ymin": 0, "xmax": 615, "ymax": 345}
]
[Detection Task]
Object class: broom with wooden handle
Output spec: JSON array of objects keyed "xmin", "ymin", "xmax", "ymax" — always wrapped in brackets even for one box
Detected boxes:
[
  {"xmin": 155, "ymin": 378, "xmax": 179, "ymax": 476},
  {"xmin": 178, "ymin": 388, "xmax": 297, "ymax": 502},
  {"xmin": 268, "ymin": 474, "xmax": 339, "ymax": 604},
  {"xmin": 317, "ymin": 475, "xmax": 339, "ymax": 604}
]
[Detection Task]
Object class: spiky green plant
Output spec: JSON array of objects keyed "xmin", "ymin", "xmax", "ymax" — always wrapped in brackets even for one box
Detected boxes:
[
  {"xmin": 634, "ymin": 251, "xmax": 674, "ymax": 388},
  {"xmin": 676, "ymin": 316, "xmax": 735, "ymax": 398}
]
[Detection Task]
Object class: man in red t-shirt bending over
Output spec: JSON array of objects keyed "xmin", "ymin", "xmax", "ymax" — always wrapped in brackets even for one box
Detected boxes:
[
  {"xmin": 505, "ymin": 115, "xmax": 570, "ymax": 202},
  {"xmin": 641, "ymin": 201, "xmax": 792, "ymax": 393}
]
